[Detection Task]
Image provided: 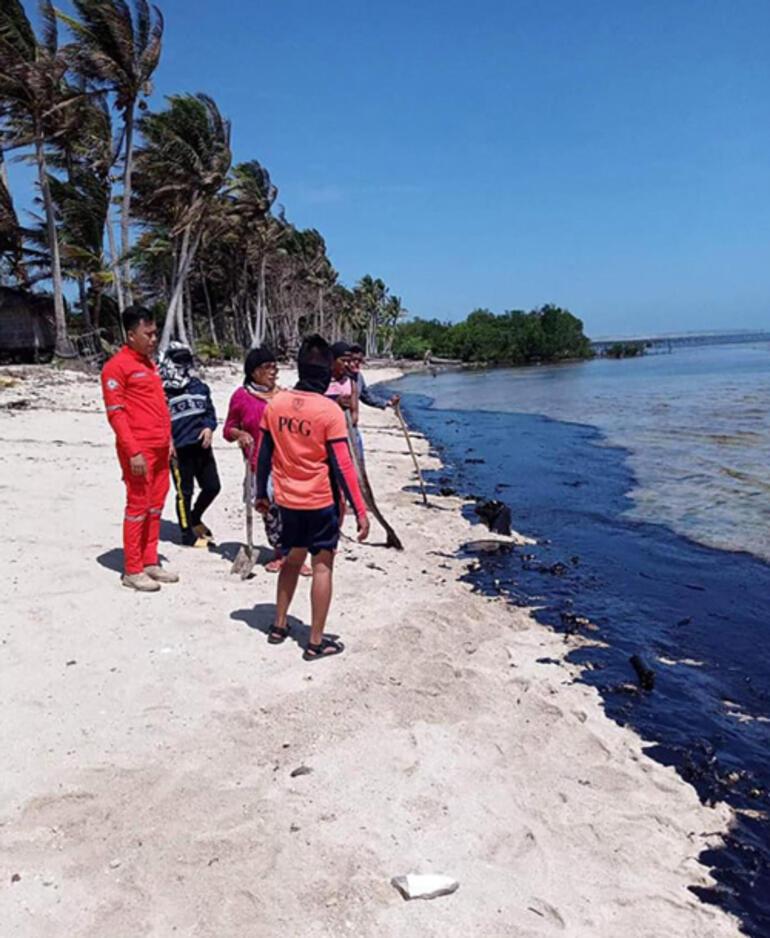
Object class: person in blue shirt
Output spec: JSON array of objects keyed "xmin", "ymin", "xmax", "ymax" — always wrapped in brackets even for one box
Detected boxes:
[
  {"xmin": 348, "ymin": 344, "xmax": 399, "ymax": 411},
  {"xmin": 160, "ymin": 343, "xmax": 221, "ymax": 547},
  {"xmin": 346, "ymin": 345, "xmax": 400, "ymax": 461}
]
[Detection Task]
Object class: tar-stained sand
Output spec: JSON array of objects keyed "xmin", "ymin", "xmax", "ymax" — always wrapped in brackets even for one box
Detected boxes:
[{"xmin": 0, "ymin": 364, "xmax": 741, "ymax": 937}]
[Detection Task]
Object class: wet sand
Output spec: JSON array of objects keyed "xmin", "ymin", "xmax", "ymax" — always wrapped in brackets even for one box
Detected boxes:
[{"xmin": 0, "ymin": 364, "xmax": 741, "ymax": 937}]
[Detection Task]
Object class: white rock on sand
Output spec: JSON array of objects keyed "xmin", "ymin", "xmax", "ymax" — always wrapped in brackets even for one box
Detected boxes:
[{"xmin": 0, "ymin": 364, "xmax": 741, "ymax": 937}]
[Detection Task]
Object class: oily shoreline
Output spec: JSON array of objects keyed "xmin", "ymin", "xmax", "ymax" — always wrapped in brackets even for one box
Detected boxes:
[
  {"xmin": 0, "ymin": 364, "xmax": 743, "ymax": 937},
  {"xmin": 388, "ymin": 379, "xmax": 769, "ymax": 935}
]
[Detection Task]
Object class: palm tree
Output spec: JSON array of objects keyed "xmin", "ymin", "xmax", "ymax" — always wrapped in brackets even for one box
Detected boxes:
[
  {"xmin": 229, "ymin": 160, "xmax": 279, "ymax": 345},
  {"xmin": 0, "ymin": 148, "xmax": 25, "ymax": 281},
  {"xmin": 0, "ymin": 0, "xmax": 77, "ymax": 355},
  {"xmin": 325, "ymin": 283, "xmax": 354, "ymax": 343},
  {"xmin": 380, "ymin": 294, "xmax": 404, "ymax": 357},
  {"xmin": 132, "ymin": 92, "xmax": 231, "ymax": 349},
  {"xmin": 46, "ymin": 92, "xmax": 113, "ymax": 329},
  {"xmin": 292, "ymin": 228, "xmax": 335, "ymax": 335},
  {"xmin": 59, "ymin": 0, "xmax": 163, "ymax": 308},
  {"xmin": 354, "ymin": 274, "xmax": 387, "ymax": 357}
]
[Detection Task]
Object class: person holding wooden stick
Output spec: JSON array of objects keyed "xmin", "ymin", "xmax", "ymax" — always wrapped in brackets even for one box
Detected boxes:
[
  {"xmin": 348, "ymin": 344, "xmax": 400, "ymax": 416},
  {"xmin": 344, "ymin": 345, "xmax": 399, "ymax": 462},
  {"xmin": 223, "ymin": 347, "xmax": 310, "ymax": 576},
  {"xmin": 255, "ymin": 336, "xmax": 370, "ymax": 660}
]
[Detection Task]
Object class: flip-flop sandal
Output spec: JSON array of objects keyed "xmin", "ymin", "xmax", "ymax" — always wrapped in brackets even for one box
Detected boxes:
[
  {"xmin": 267, "ymin": 624, "xmax": 291, "ymax": 645},
  {"xmin": 299, "ymin": 565, "xmax": 312, "ymax": 578},
  {"xmin": 265, "ymin": 559, "xmax": 284, "ymax": 573},
  {"xmin": 303, "ymin": 637, "xmax": 345, "ymax": 662}
]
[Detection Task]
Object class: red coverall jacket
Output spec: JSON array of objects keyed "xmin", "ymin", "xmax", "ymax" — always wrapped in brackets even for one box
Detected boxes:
[
  {"xmin": 101, "ymin": 346, "xmax": 172, "ymax": 575},
  {"xmin": 101, "ymin": 346, "xmax": 171, "ymax": 454}
]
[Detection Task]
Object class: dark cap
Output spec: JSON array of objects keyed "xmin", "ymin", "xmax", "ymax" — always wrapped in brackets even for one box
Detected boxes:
[{"xmin": 244, "ymin": 346, "xmax": 277, "ymax": 383}]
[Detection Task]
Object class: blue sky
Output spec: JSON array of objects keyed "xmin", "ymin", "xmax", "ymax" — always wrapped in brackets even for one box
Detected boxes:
[{"xmin": 11, "ymin": 0, "xmax": 770, "ymax": 335}]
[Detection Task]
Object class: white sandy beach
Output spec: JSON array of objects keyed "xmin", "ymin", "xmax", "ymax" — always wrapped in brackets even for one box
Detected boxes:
[{"xmin": 0, "ymin": 364, "xmax": 742, "ymax": 937}]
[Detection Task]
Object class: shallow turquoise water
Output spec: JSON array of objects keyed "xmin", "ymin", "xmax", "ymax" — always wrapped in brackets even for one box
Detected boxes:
[{"xmin": 406, "ymin": 343, "xmax": 770, "ymax": 561}]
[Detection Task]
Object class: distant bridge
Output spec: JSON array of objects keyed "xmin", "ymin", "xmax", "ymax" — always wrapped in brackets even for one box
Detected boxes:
[{"xmin": 590, "ymin": 330, "xmax": 770, "ymax": 355}]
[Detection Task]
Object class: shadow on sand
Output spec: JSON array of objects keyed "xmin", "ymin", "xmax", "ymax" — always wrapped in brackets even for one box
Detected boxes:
[{"xmin": 230, "ymin": 604, "xmax": 333, "ymax": 652}]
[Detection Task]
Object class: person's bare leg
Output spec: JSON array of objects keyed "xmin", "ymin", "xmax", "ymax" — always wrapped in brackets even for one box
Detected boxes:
[
  {"xmin": 274, "ymin": 548, "xmax": 308, "ymax": 631},
  {"xmin": 309, "ymin": 549, "xmax": 335, "ymax": 646}
]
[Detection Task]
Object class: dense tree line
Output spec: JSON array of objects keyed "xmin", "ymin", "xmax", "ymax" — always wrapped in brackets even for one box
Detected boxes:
[
  {"xmin": 393, "ymin": 306, "xmax": 592, "ymax": 364},
  {"xmin": 0, "ymin": 0, "xmax": 404, "ymax": 357}
]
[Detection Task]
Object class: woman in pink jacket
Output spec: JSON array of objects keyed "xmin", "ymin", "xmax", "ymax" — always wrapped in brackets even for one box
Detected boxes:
[{"xmin": 224, "ymin": 347, "xmax": 309, "ymax": 575}]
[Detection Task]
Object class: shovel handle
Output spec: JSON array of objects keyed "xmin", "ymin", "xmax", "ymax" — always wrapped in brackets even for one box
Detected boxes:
[{"xmin": 245, "ymin": 467, "xmax": 256, "ymax": 553}]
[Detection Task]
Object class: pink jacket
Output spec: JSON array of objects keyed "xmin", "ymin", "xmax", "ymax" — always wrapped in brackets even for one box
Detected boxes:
[{"xmin": 223, "ymin": 387, "xmax": 268, "ymax": 466}]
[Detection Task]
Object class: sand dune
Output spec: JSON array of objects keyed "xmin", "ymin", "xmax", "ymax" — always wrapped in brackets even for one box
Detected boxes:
[{"xmin": 0, "ymin": 364, "xmax": 741, "ymax": 936}]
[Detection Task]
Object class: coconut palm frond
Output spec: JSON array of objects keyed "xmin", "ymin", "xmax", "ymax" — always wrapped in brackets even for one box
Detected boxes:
[
  {"xmin": 134, "ymin": 92, "xmax": 232, "ymax": 229},
  {"xmin": 39, "ymin": 0, "xmax": 59, "ymax": 56},
  {"xmin": 0, "ymin": 0, "xmax": 37, "ymax": 60},
  {"xmin": 66, "ymin": 0, "xmax": 164, "ymax": 106}
]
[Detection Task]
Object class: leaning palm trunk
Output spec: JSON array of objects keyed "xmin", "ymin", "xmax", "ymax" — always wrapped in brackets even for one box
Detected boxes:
[
  {"xmin": 251, "ymin": 253, "xmax": 268, "ymax": 347},
  {"xmin": 160, "ymin": 226, "xmax": 201, "ymax": 350},
  {"xmin": 106, "ymin": 208, "xmax": 125, "ymax": 314},
  {"xmin": 120, "ymin": 104, "xmax": 136, "ymax": 305},
  {"xmin": 34, "ymin": 132, "xmax": 72, "ymax": 357},
  {"xmin": 77, "ymin": 276, "xmax": 93, "ymax": 330},
  {"xmin": 366, "ymin": 313, "xmax": 377, "ymax": 358},
  {"xmin": 0, "ymin": 150, "xmax": 9, "ymax": 192},
  {"xmin": 200, "ymin": 267, "xmax": 218, "ymax": 345},
  {"xmin": 184, "ymin": 280, "xmax": 195, "ymax": 350}
]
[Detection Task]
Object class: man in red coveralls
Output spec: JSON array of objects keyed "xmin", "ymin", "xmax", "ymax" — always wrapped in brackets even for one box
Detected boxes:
[{"xmin": 101, "ymin": 306, "xmax": 179, "ymax": 592}]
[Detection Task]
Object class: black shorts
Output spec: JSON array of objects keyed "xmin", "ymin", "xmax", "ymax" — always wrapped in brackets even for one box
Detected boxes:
[{"xmin": 278, "ymin": 505, "xmax": 340, "ymax": 555}]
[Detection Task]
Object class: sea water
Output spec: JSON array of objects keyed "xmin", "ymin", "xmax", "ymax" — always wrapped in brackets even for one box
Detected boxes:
[
  {"xmin": 386, "ymin": 344, "xmax": 770, "ymax": 936},
  {"xmin": 399, "ymin": 343, "xmax": 770, "ymax": 561}
]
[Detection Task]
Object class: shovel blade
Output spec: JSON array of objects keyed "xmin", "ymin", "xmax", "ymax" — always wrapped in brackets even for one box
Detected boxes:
[{"xmin": 231, "ymin": 545, "xmax": 254, "ymax": 577}]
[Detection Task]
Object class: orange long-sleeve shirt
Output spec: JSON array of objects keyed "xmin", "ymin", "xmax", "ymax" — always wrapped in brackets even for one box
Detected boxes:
[
  {"xmin": 101, "ymin": 346, "xmax": 171, "ymax": 455},
  {"xmin": 256, "ymin": 390, "xmax": 367, "ymax": 520}
]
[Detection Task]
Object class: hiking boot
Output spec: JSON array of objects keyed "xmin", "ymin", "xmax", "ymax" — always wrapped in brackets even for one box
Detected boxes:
[
  {"xmin": 193, "ymin": 523, "xmax": 215, "ymax": 544},
  {"xmin": 182, "ymin": 533, "xmax": 209, "ymax": 549},
  {"xmin": 122, "ymin": 572, "xmax": 161, "ymax": 593},
  {"xmin": 144, "ymin": 564, "xmax": 179, "ymax": 584}
]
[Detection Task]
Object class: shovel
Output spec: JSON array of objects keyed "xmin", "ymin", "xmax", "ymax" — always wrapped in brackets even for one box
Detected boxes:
[{"xmin": 231, "ymin": 462, "xmax": 257, "ymax": 579}]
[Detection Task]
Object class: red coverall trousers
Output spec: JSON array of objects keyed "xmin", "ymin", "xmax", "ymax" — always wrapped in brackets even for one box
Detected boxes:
[{"xmin": 118, "ymin": 446, "xmax": 171, "ymax": 575}]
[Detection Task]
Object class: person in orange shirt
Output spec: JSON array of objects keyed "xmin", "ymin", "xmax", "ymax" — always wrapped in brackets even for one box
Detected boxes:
[
  {"xmin": 101, "ymin": 307, "xmax": 178, "ymax": 592},
  {"xmin": 255, "ymin": 335, "xmax": 369, "ymax": 660}
]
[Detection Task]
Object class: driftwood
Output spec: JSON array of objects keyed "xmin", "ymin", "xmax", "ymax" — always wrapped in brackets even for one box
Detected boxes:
[{"xmin": 345, "ymin": 411, "xmax": 403, "ymax": 550}]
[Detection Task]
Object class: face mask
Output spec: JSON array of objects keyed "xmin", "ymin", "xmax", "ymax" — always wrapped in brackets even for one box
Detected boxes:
[{"xmin": 295, "ymin": 362, "xmax": 332, "ymax": 394}]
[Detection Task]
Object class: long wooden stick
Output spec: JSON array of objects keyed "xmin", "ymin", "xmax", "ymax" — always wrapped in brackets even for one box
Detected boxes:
[
  {"xmin": 394, "ymin": 401, "xmax": 429, "ymax": 506},
  {"xmin": 345, "ymin": 411, "xmax": 404, "ymax": 550}
]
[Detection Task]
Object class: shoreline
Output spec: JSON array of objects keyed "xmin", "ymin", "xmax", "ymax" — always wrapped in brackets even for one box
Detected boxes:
[
  {"xmin": 388, "ymin": 370, "xmax": 770, "ymax": 933},
  {"xmin": 0, "ymin": 365, "xmax": 742, "ymax": 936}
]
